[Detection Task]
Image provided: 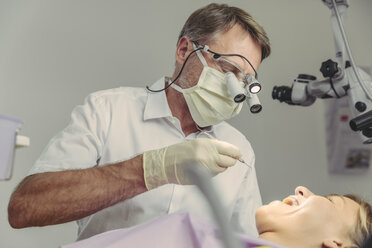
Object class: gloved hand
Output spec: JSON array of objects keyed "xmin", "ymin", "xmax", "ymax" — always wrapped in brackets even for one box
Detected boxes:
[{"xmin": 143, "ymin": 138, "xmax": 242, "ymax": 190}]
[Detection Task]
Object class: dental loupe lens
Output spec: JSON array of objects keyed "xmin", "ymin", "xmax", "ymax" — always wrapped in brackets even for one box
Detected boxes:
[
  {"xmin": 246, "ymin": 91, "xmax": 262, "ymax": 114},
  {"xmin": 234, "ymin": 94, "xmax": 246, "ymax": 103},
  {"xmin": 249, "ymin": 83, "xmax": 261, "ymax": 94},
  {"xmin": 250, "ymin": 104, "xmax": 262, "ymax": 113},
  {"xmin": 225, "ymin": 72, "xmax": 246, "ymax": 103}
]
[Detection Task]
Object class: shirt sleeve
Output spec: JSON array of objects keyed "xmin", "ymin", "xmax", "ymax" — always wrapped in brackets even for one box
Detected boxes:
[
  {"xmin": 28, "ymin": 93, "xmax": 108, "ymax": 175},
  {"xmin": 230, "ymin": 138, "xmax": 262, "ymax": 236}
]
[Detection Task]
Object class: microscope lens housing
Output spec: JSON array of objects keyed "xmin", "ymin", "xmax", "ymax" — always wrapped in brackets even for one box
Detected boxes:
[
  {"xmin": 349, "ymin": 110, "xmax": 372, "ymax": 132},
  {"xmin": 272, "ymin": 86, "xmax": 293, "ymax": 104}
]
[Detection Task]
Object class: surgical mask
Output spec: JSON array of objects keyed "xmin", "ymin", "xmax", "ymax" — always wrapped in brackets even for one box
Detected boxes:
[{"xmin": 171, "ymin": 49, "xmax": 243, "ymax": 127}]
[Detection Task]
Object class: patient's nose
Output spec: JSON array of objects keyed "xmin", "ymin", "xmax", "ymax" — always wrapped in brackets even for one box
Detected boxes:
[{"xmin": 295, "ymin": 186, "xmax": 314, "ymax": 198}]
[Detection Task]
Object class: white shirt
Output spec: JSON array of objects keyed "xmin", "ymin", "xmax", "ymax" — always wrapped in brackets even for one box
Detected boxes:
[{"xmin": 29, "ymin": 77, "xmax": 262, "ymax": 240}]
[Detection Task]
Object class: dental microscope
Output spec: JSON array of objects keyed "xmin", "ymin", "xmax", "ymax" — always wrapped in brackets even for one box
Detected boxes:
[{"xmin": 272, "ymin": 0, "xmax": 372, "ymax": 144}]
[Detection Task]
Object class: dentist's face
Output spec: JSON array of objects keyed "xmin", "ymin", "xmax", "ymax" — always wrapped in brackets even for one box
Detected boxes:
[{"xmin": 255, "ymin": 186, "xmax": 360, "ymax": 248}]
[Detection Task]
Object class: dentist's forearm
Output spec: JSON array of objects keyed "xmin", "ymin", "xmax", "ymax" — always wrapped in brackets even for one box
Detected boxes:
[{"xmin": 8, "ymin": 155, "xmax": 146, "ymax": 228}]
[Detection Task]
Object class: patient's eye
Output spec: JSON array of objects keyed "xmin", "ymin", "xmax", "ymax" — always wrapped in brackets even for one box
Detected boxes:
[{"xmin": 326, "ymin": 196, "xmax": 334, "ymax": 202}]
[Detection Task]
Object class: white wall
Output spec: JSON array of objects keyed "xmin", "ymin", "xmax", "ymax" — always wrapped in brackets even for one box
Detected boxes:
[{"xmin": 1, "ymin": 0, "xmax": 372, "ymax": 247}]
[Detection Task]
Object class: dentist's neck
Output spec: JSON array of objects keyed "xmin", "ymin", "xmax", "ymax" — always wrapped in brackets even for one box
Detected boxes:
[{"xmin": 165, "ymin": 85, "xmax": 198, "ymax": 137}]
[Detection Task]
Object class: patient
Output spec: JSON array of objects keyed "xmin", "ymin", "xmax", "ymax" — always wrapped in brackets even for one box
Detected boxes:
[
  {"xmin": 61, "ymin": 186, "xmax": 372, "ymax": 248},
  {"xmin": 256, "ymin": 186, "xmax": 372, "ymax": 248}
]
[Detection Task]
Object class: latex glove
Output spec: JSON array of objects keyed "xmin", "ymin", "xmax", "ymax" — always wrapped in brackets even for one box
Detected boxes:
[{"xmin": 143, "ymin": 138, "xmax": 242, "ymax": 190}]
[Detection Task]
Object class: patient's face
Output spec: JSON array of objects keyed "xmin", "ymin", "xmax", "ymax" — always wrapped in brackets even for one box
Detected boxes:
[{"xmin": 255, "ymin": 186, "xmax": 360, "ymax": 247}]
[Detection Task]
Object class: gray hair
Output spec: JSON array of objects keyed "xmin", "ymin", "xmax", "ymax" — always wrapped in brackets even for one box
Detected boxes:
[{"xmin": 177, "ymin": 3, "xmax": 271, "ymax": 61}]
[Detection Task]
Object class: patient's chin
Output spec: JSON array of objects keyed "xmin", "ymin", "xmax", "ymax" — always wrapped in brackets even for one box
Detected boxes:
[{"xmin": 255, "ymin": 205, "xmax": 275, "ymax": 234}]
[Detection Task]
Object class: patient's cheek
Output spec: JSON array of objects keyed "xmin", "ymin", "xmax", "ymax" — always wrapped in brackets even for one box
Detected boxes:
[{"xmin": 268, "ymin": 200, "xmax": 283, "ymax": 206}]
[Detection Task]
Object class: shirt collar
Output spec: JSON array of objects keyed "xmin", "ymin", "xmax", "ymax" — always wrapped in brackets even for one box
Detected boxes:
[
  {"xmin": 143, "ymin": 77, "xmax": 216, "ymax": 135},
  {"xmin": 143, "ymin": 77, "xmax": 174, "ymax": 121}
]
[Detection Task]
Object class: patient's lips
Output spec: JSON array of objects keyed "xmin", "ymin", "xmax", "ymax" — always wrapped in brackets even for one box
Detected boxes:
[{"xmin": 283, "ymin": 196, "xmax": 299, "ymax": 206}]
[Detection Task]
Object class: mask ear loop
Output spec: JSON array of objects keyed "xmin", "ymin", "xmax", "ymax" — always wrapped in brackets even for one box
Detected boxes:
[
  {"xmin": 146, "ymin": 45, "xmax": 204, "ymax": 92},
  {"xmin": 194, "ymin": 44, "xmax": 210, "ymax": 67}
]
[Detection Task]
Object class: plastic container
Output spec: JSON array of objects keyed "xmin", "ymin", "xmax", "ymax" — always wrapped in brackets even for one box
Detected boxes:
[{"xmin": 0, "ymin": 114, "xmax": 23, "ymax": 180}]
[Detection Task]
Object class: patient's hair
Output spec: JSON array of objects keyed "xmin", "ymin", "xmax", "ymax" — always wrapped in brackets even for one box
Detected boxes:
[
  {"xmin": 343, "ymin": 194, "xmax": 372, "ymax": 247},
  {"xmin": 177, "ymin": 3, "xmax": 271, "ymax": 61}
]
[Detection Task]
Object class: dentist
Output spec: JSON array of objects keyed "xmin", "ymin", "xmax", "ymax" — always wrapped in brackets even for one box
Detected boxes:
[{"xmin": 8, "ymin": 3, "xmax": 271, "ymax": 240}]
